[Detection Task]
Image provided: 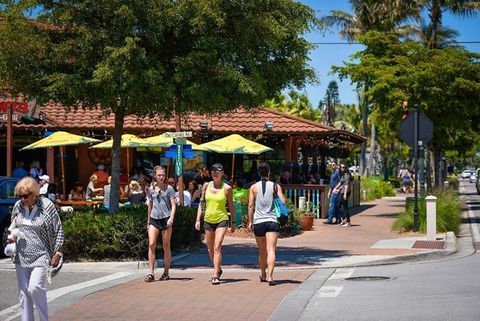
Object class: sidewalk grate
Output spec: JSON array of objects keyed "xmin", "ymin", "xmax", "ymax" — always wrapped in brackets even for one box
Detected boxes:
[{"xmin": 412, "ymin": 240, "xmax": 445, "ymax": 249}]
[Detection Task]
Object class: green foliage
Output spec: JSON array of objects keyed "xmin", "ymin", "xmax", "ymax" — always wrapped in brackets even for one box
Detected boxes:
[
  {"xmin": 360, "ymin": 176, "xmax": 396, "ymax": 201},
  {"xmin": 392, "ymin": 188, "xmax": 461, "ymax": 234},
  {"xmin": 447, "ymin": 175, "xmax": 459, "ymax": 191},
  {"xmin": 62, "ymin": 204, "xmax": 201, "ymax": 261},
  {"xmin": 279, "ymin": 199, "xmax": 301, "ymax": 237}
]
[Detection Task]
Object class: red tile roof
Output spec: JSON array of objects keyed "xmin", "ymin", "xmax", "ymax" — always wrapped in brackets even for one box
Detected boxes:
[{"xmin": 13, "ymin": 102, "xmax": 365, "ymax": 143}]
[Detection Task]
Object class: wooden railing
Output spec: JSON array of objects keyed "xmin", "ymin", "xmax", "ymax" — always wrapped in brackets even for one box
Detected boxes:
[{"xmin": 282, "ymin": 180, "xmax": 361, "ymax": 219}]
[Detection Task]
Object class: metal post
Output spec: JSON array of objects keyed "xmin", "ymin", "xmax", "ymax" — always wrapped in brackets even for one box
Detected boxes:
[
  {"xmin": 6, "ymin": 102, "xmax": 13, "ymax": 176},
  {"xmin": 413, "ymin": 107, "xmax": 419, "ymax": 232}
]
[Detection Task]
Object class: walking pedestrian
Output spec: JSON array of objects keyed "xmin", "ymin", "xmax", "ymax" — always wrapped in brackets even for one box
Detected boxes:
[
  {"xmin": 334, "ymin": 164, "xmax": 352, "ymax": 227},
  {"xmin": 324, "ymin": 162, "xmax": 341, "ymax": 224},
  {"xmin": 10, "ymin": 177, "xmax": 64, "ymax": 321},
  {"xmin": 144, "ymin": 166, "xmax": 176, "ymax": 282},
  {"xmin": 194, "ymin": 163, "xmax": 236, "ymax": 285},
  {"xmin": 247, "ymin": 163, "xmax": 286, "ymax": 286}
]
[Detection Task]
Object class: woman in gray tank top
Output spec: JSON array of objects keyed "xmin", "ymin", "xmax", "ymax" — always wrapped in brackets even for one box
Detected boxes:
[{"xmin": 247, "ymin": 163, "xmax": 286, "ymax": 286}]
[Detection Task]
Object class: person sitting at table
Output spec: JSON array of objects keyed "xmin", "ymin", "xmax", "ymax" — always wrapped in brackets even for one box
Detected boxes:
[
  {"xmin": 69, "ymin": 182, "xmax": 85, "ymax": 200},
  {"xmin": 46, "ymin": 183, "xmax": 57, "ymax": 203},
  {"xmin": 86, "ymin": 174, "xmax": 103, "ymax": 200},
  {"xmin": 103, "ymin": 176, "xmax": 112, "ymax": 209},
  {"xmin": 128, "ymin": 180, "xmax": 146, "ymax": 205}
]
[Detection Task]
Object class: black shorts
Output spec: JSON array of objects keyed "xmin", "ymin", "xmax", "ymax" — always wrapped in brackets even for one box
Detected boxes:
[
  {"xmin": 253, "ymin": 221, "xmax": 279, "ymax": 237},
  {"xmin": 204, "ymin": 220, "xmax": 229, "ymax": 231},
  {"xmin": 149, "ymin": 217, "xmax": 170, "ymax": 231}
]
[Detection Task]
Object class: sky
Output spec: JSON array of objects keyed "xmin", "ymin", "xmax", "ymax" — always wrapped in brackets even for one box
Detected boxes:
[{"xmin": 298, "ymin": 0, "xmax": 480, "ymax": 108}]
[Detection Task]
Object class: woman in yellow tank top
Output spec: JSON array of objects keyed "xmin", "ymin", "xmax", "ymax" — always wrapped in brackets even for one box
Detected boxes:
[{"xmin": 195, "ymin": 163, "xmax": 236, "ymax": 285}]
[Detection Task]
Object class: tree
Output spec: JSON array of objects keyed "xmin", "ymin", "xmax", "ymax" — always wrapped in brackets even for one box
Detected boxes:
[
  {"xmin": 322, "ymin": 0, "xmax": 421, "ymax": 176},
  {"xmin": 1, "ymin": 0, "xmax": 318, "ymax": 211},
  {"xmin": 322, "ymin": 80, "xmax": 340, "ymax": 126},
  {"xmin": 264, "ymin": 90, "xmax": 321, "ymax": 122},
  {"xmin": 422, "ymin": 0, "xmax": 480, "ymax": 49},
  {"xmin": 334, "ymin": 31, "xmax": 480, "ymax": 184}
]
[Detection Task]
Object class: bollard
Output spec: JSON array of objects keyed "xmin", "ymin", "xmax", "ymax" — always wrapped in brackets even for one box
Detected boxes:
[
  {"xmin": 298, "ymin": 196, "xmax": 306, "ymax": 211},
  {"xmin": 426, "ymin": 195, "xmax": 437, "ymax": 240},
  {"xmin": 362, "ymin": 189, "xmax": 367, "ymax": 201},
  {"xmin": 444, "ymin": 181, "xmax": 449, "ymax": 188}
]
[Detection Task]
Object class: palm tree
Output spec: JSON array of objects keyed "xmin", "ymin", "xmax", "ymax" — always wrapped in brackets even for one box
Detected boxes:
[
  {"xmin": 323, "ymin": 0, "xmax": 423, "ymax": 175},
  {"xmin": 424, "ymin": 0, "xmax": 480, "ymax": 49},
  {"xmin": 399, "ymin": 20, "xmax": 460, "ymax": 48}
]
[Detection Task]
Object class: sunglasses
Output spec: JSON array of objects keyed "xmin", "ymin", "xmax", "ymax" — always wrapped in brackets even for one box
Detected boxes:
[{"xmin": 18, "ymin": 193, "xmax": 31, "ymax": 199}]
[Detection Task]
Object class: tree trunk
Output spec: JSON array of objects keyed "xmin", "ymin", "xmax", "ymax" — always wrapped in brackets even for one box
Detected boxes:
[
  {"xmin": 109, "ymin": 110, "xmax": 125, "ymax": 213},
  {"xmin": 367, "ymin": 123, "xmax": 376, "ymax": 175},
  {"xmin": 425, "ymin": 147, "xmax": 433, "ymax": 193},
  {"xmin": 360, "ymin": 95, "xmax": 368, "ymax": 176},
  {"xmin": 429, "ymin": 0, "xmax": 442, "ymax": 49},
  {"xmin": 433, "ymin": 143, "xmax": 442, "ymax": 188}
]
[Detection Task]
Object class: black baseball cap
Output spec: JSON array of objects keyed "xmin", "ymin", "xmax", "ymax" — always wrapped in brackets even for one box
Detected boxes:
[{"xmin": 210, "ymin": 163, "xmax": 223, "ymax": 172}]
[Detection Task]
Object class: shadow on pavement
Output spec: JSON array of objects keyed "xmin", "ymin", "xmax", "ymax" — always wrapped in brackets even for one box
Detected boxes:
[{"xmin": 172, "ymin": 242, "xmax": 347, "ymax": 269}]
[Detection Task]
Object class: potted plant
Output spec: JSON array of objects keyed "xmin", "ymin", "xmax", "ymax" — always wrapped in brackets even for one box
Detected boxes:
[{"xmin": 295, "ymin": 204, "xmax": 315, "ymax": 231}]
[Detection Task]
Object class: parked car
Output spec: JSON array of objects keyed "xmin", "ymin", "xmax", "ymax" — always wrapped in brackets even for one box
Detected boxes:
[
  {"xmin": 469, "ymin": 172, "xmax": 477, "ymax": 183},
  {"xmin": 0, "ymin": 177, "xmax": 20, "ymax": 257},
  {"xmin": 460, "ymin": 169, "xmax": 475, "ymax": 179}
]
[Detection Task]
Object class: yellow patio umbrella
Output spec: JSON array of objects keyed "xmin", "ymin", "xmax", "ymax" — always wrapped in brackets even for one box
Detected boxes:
[
  {"xmin": 138, "ymin": 134, "xmax": 208, "ymax": 151},
  {"xmin": 199, "ymin": 134, "xmax": 273, "ymax": 181},
  {"xmin": 20, "ymin": 131, "xmax": 101, "ymax": 195},
  {"xmin": 90, "ymin": 134, "xmax": 150, "ymax": 179}
]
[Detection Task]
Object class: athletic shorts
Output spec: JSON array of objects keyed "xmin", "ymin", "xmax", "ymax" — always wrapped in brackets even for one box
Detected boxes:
[
  {"xmin": 204, "ymin": 220, "xmax": 229, "ymax": 231},
  {"xmin": 149, "ymin": 217, "xmax": 170, "ymax": 230},
  {"xmin": 253, "ymin": 221, "xmax": 279, "ymax": 237}
]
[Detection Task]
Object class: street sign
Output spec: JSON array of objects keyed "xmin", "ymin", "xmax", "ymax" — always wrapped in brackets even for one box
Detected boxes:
[
  {"xmin": 175, "ymin": 144, "xmax": 183, "ymax": 176},
  {"xmin": 163, "ymin": 131, "xmax": 193, "ymax": 138},
  {"xmin": 174, "ymin": 137, "xmax": 187, "ymax": 145},
  {"xmin": 164, "ymin": 145, "xmax": 196, "ymax": 159},
  {"xmin": 399, "ymin": 111, "xmax": 433, "ymax": 146}
]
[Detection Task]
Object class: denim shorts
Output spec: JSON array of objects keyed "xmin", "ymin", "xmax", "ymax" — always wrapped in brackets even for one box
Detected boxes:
[{"xmin": 253, "ymin": 221, "xmax": 279, "ymax": 237}]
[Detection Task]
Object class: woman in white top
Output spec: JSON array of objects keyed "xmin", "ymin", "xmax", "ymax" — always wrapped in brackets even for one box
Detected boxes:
[{"xmin": 247, "ymin": 163, "xmax": 286, "ymax": 286}]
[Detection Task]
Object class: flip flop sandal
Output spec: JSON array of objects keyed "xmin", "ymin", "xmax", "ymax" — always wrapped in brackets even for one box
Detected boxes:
[
  {"xmin": 159, "ymin": 274, "xmax": 170, "ymax": 281},
  {"xmin": 268, "ymin": 280, "xmax": 276, "ymax": 286},
  {"xmin": 259, "ymin": 275, "xmax": 267, "ymax": 282},
  {"xmin": 211, "ymin": 277, "xmax": 220, "ymax": 285},
  {"xmin": 144, "ymin": 274, "xmax": 155, "ymax": 282},
  {"xmin": 218, "ymin": 269, "xmax": 223, "ymax": 280}
]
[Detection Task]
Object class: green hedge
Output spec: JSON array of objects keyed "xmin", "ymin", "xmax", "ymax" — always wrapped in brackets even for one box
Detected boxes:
[
  {"xmin": 62, "ymin": 205, "xmax": 201, "ymax": 261},
  {"xmin": 360, "ymin": 176, "xmax": 396, "ymax": 201},
  {"xmin": 392, "ymin": 188, "xmax": 461, "ymax": 234}
]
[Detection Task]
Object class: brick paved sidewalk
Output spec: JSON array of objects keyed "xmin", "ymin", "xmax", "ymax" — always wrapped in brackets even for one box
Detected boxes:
[{"xmin": 48, "ymin": 195, "xmax": 441, "ymax": 321}]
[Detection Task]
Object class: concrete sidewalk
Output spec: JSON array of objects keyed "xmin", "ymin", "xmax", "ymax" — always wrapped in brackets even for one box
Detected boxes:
[{"xmin": 46, "ymin": 195, "xmax": 455, "ymax": 321}]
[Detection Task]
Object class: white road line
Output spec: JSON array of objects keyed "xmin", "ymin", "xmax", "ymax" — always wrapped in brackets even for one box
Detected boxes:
[
  {"xmin": 0, "ymin": 271, "xmax": 133, "ymax": 321},
  {"xmin": 317, "ymin": 286, "xmax": 344, "ymax": 298},
  {"xmin": 467, "ymin": 204, "xmax": 480, "ymax": 243},
  {"xmin": 330, "ymin": 268, "xmax": 354, "ymax": 280}
]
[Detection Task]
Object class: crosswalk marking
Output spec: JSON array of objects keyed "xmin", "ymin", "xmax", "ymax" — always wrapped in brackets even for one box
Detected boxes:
[
  {"xmin": 0, "ymin": 272, "xmax": 133, "ymax": 321},
  {"xmin": 318, "ymin": 286, "xmax": 344, "ymax": 297}
]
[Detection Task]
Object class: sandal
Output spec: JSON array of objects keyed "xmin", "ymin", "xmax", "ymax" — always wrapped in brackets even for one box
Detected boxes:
[
  {"xmin": 259, "ymin": 275, "xmax": 267, "ymax": 282},
  {"xmin": 159, "ymin": 273, "xmax": 170, "ymax": 281},
  {"xmin": 144, "ymin": 274, "xmax": 155, "ymax": 282},
  {"xmin": 268, "ymin": 280, "xmax": 276, "ymax": 286},
  {"xmin": 211, "ymin": 277, "xmax": 220, "ymax": 285},
  {"xmin": 218, "ymin": 268, "xmax": 223, "ymax": 280}
]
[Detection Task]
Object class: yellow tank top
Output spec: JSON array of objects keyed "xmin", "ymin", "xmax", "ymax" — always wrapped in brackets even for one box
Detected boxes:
[{"xmin": 204, "ymin": 182, "xmax": 228, "ymax": 224}]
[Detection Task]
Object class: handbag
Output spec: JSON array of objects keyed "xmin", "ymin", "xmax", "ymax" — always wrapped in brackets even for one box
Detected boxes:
[{"xmin": 273, "ymin": 184, "xmax": 288, "ymax": 218}]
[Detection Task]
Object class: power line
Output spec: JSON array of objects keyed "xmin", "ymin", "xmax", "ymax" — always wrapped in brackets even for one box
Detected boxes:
[{"xmin": 311, "ymin": 41, "xmax": 480, "ymax": 45}]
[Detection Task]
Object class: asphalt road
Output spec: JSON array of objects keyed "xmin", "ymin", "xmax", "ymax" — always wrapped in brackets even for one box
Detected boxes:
[{"xmin": 273, "ymin": 179, "xmax": 480, "ymax": 321}]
